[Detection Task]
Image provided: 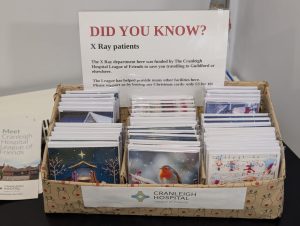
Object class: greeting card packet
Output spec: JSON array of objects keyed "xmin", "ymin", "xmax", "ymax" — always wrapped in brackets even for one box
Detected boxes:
[
  {"xmin": 59, "ymin": 107, "xmax": 115, "ymax": 123},
  {"xmin": 60, "ymin": 97, "xmax": 115, "ymax": 102},
  {"xmin": 131, "ymin": 103, "xmax": 195, "ymax": 108},
  {"xmin": 131, "ymin": 95, "xmax": 194, "ymax": 101},
  {"xmin": 205, "ymin": 142, "xmax": 281, "ymax": 151},
  {"xmin": 131, "ymin": 107, "xmax": 196, "ymax": 113},
  {"xmin": 205, "ymin": 102, "xmax": 260, "ymax": 114},
  {"xmin": 202, "ymin": 117, "xmax": 270, "ymax": 123},
  {"xmin": 128, "ymin": 125, "xmax": 196, "ymax": 130},
  {"xmin": 205, "ymin": 89, "xmax": 260, "ymax": 94},
  {"xmin": 59, "ymin": 102, "xmax": 114, "ymax": 107},
  {"xmin": 128, "ymin": 144, "xmax": 201, "ymax": 150},
  {"xmin": 49, "ymin": 134, "xmax": 121, "ymax": 141},
  {"xmin": 128, "ymin": 134, "xmax": 199, "ymax": 141},
  {"xmin": 128, "ymin": 130, "xmax": 197, "ymax": 134},
  {"xmin": 202, "ymin": 121, "xmax": 271, "ymax": 128},
  {"xmin": 131, "ymin": 112, "xmax": 197, "ymax": 118},
  {"xmin": 55, "ymin": 122, "xmax": 123, "ymax": 128},
  {"xmin": 129, "ymin": 139, "xmax": 201, "ymax": 146},
  {"xmin": 53, "ymin": 127, "xmax": 123, "ymax": 133},
  {"xmin": 205, "ymin": 85, "xmax": 259, "ymax": 90},
  {"xmin": 129, "ymin": 122, "xmax": 198, "ymax": 127},
  {"xmin": 206, "ymin": 151, "xmax": 280, "ymax": 185},
  {"xmin": 202, "ymin": 113, "xmax": 269, "ymax": 119},
  {"xmin": 132, "ymin": 101, "xmax": 195, "ymax": 106},
  {"xmin": 128, "ymin": 149, "xmax": 200, "ymax": 184},
  {"xmin": 61, "ymin": 88, "xmax": 120, "ymax": 120},
  {"xmin": 47, "ymin": 141, "xmax": 120, "ymax": 184},
  {"xmin": 203, "ymin": 126, "xmax": 275, "ymax": 133},
  {"xmin": 206, "ymin": 93, "xmax": 261, "ymax": 98}
]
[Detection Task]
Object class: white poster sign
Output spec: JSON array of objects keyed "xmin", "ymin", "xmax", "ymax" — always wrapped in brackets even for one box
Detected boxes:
[
  {"xmin": 82, "ymin": 186, "xmax": 247, "ymax": 209},
  {"xmin": 79, "ymin": 10, "xmax": 229, "ymax": 106}
]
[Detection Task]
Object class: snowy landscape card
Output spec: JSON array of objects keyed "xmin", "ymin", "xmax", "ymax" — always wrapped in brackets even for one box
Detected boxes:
[
  {"xmin": 205, "ymin": 102, "xmax": 260, "ymax": 114},
  {"xmin": 48, "ymin": 146, "xmax": 120, "ymax": 184},
  {"xmin": 59, "ymin": 111, "xmax": 114, "ymax": 123},
  {"xmin": 0, "ymin": 115, "xmax": 41, "ymax": 200},
  {"xmin": 128, "ymin": 149, "xmax": 200, "ymax": 184}
]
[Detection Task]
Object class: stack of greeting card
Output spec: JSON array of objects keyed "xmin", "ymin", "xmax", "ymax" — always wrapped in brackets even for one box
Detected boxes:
[
  {"xmin": 47, "ymin": 89, "xmax": 123, "ymax": 184},
  {"xmin": 202, "ymin": 86, "xmax": 281, "ymax": 185},
  {"xmin": 127, "ymin": 95, "xmax": 201, "ymax": 184},
  {"xmin": 58, "ymin": 88, "xmax": 119, "ymax": 123},
  {"xmin": 204, "ymin": 86, "xmax": 261, "ymax": 114}
]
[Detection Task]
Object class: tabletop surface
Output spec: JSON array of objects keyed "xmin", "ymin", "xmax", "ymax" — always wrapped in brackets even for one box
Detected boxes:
[{"xmin": 0, "ymin": 145, "xmax": 299, "ymax": 226}]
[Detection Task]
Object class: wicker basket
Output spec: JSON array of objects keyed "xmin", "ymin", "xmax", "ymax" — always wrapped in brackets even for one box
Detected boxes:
[{"xmin": 41, "ymin": 81, "xmax": 285, "ymax": 219}]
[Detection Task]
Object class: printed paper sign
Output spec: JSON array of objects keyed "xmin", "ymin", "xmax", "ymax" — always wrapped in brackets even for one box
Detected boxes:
[
  {"xmin": 82, "ymin": 186, "xmax": 247, "ymax": 209},
  {"xmin": 0, "ymin": 115, "xmax": 41, "ymax": 200},
  {"xmin": 79, "ymin": 10, "xmax": 229, "ymax": 106}
]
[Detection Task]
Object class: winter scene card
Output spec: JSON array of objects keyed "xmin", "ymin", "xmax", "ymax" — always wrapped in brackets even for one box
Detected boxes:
[
  {"xmin": 128, "ymin": 149, "xmax": 200, "ymax": 184},
  {"xmin": 205, "ymin": 102, "xmax": 260, "ymax": 114},
  {"xmin": 48, "ymin": 146, "xmax": 120, "ymax": 184},
  {"xmin": 59, "ymin": 111, "xmax": 114, "ymax": 123}
]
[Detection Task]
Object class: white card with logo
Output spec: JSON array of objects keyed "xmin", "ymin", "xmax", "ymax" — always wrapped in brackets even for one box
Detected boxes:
[{"xmin": 79, "ymin": 10, "xmax": 229, "ymax": 106}]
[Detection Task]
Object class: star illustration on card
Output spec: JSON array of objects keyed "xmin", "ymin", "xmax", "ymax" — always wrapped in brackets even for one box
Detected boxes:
[
  {"xmin": 78, "ymin": 150, "xmax": 86, "ymax": 159},
  {"xmin": 131, "ymin": 191, "xmax": 150, "ymax": 202}
]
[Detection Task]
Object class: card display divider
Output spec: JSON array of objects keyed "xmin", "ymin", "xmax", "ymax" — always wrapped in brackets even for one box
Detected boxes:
[{"xmin": 41, "ymin": 81, "xmax": 285, "ymax": 219}]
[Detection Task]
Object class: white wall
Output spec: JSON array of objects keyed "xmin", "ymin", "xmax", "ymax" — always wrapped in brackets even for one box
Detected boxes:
[
  {"xmin": 3, "ymin": 0, "xmax": 298, "ymax": 156},
  {"xmin": 228, "ymin": 0, "xmax": 300, "ymax": 157},
  {"xmin": 0, "ymin": 0, "xmax": 209, "ymax": 96}
]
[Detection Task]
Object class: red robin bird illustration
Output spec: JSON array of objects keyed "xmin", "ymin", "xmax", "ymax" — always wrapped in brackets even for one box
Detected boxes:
[{"xmin": 159, "ymin": 165, "xmax": 182, "ymax": 184}]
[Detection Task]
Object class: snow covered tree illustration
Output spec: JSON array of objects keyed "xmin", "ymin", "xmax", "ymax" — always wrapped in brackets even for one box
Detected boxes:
[
  {"xmin": 49, "ymin": 157, "xmax": 67, "ymax": 180},
  {"xmin": 102, "ymin": 158, "xmax": 119, "ymax": 183}
]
